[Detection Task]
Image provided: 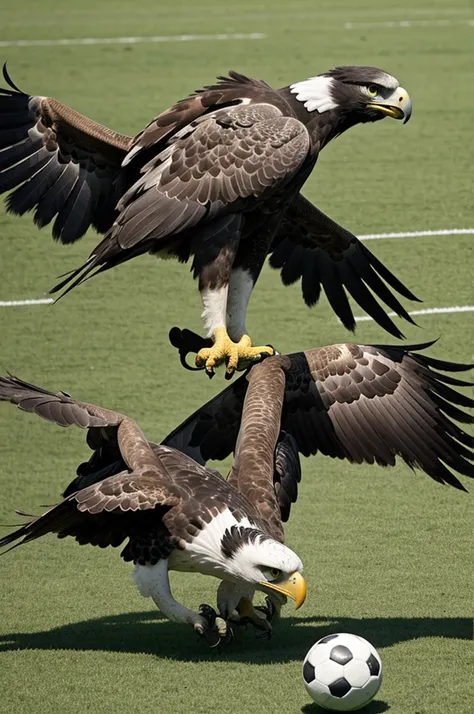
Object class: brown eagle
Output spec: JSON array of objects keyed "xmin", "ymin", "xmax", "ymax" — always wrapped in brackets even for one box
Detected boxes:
[{"xmin": 0, "ymin": 64, "xmax": 414, "ymax": 377}]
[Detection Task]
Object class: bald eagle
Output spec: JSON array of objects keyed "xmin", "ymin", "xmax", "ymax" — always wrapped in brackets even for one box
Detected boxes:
[
  {"xmin": 0, "ymin": 374, "xmax": 306, "ymax": 644},
  {"xmin": 0, "ymin": 340, "xmax": 472, "ymax": 641},
  {"xmin": 0, "ymin": 65, "xmax": 414, "ymax": 377}
]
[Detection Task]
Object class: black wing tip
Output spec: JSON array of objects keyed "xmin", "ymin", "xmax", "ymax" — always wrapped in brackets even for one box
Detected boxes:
[
  {"xmin": 1, "ymin": 62, "xmax": 25, "ymax": 94},
  {"xmin": 48, "ymin": 256, "xmax": 98, "ymax": 299}
]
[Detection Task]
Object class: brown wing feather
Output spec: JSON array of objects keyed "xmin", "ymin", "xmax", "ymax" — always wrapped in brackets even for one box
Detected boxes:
[
  {"xmin": 269, "ymin": 193, "xmax": 420, "ymax": 338},
  {"xmin": 0, "ymin": 375, "xmax": 154, "ymax": 474},
  {"xmin": 0, "ymin": 374, "xmax": 123, "ymax": 428},
  {"xmin": 50, "ymin": 103, "xmax": 310, "ymax": 295},
  {"xmin": 0, "ymin": 469, "xmax": 180, "ymax": 558},
  {"xmin": 124, "ymin": 71, "xmax": 290, "ymax": 165},
  {"xmin": 110, "ymin": 104, "xmax": 309, "ymax": 248},
  {"xmin": 292, "ymin": 343, "xmax": 474, "ymax": 488},
  {"xmin": 228, "ymin": 356, "xmax": 291, "ymax": 541},
  {"xmin": 0, "ymin": 66, "xmax": 132, "ymax": 242},
  {"xmin": 164, "ymin": 342, "xmax": 474, "ymax": 509},
  {"xmin": 0, "ymin": 375, "xmax": 268, "ymax": 561}
]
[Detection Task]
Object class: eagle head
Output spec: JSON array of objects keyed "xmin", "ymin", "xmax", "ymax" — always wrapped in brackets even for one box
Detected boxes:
[
  {"xmin": 220, "ymin": 526, "xmax": 306, "ymax": 608},
  {"xmin": 290, "ymin": 65, "xmax": 412, "ymax": 126}
]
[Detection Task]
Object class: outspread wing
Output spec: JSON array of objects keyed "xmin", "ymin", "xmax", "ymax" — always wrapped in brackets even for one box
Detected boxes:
[
  {"xmin": 0, "ymin": 469, "xmax": 181, "ymax": 562},
  {"xmin": 49, "ymin": 103, "xmax": 310, "ymax": 295},
  {"xmin": 269, "ymin": 193, "xmax": 420, "ymax": 338},
  {"xmin": 163, "ymin": 342, "xmax": 474, "ymax": 499},
  {"xmin": 0, "ymin": 375, "xmax": 155, "ymax": 494},
  {"xmin": 0, "ymin": 375, "xmax": 264, "ymax": 560},
  {"xmin": 283, "ymin": 343, "xmax": 474, "ymax": 489},
  {"xmin": 0, "ymin": 65, "xmax": 132, "ymax": 242}
]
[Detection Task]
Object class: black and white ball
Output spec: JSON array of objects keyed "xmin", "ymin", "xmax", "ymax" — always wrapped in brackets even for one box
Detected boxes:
[{"xmin": 302, "ymin": 633, "xmax": 382, "ymax": 711}]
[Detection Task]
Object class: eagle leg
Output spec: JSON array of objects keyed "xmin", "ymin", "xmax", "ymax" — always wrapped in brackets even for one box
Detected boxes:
[
  {"xmin": 236, "ymin": 596, "xmax": 273, "ymax": 638},
  {"xmin": 133, "ymin": 560, "xmax": 230, "ymax": 644},
  {"xmin": 195, "ymin": 327, "xmax": 274, "ymax": 379},
  {"xmin": 255, "ymin": 594, "xmax": 285, "ymax": 622},
  {"xmin": 196, "ymin": 604, "xmax": 233, "ymax": 647}
]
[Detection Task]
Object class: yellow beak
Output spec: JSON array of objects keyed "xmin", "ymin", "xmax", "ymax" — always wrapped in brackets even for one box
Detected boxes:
[
  {"xmin": 368, "ymin": 86, "xmax": 412, "ymax": 124},
  {"xmin": 258, "ymin": 571, "xmax": 307, "ymax": 609}
]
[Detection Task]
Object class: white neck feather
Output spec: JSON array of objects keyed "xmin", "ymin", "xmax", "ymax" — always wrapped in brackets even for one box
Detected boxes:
[{"xmin": 290, "ymin": 75, "xmax": 338, "ymax": 113}]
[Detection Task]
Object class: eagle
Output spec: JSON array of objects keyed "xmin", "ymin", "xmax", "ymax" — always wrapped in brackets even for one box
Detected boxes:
[
  {"xmin": 0, "ymin": 340, "xmax": 472, "ymax": 642},
  {"xmin": 0, "ymin": 373, "xmax": 306, "ymax": 644},
  {"xmin": 0, "ymin": 64, "xmax": 414, "ymax": 377}
]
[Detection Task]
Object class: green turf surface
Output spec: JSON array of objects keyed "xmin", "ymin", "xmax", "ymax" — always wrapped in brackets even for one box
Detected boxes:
[{"xmin": 1, "ymin": 1, "xmax": 473, "ymax": 713}]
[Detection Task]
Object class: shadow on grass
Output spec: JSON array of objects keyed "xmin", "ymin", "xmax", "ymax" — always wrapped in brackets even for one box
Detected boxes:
[
  {"xmin": 0, "ymin": 611, "xmax": 471, "ymax": 663},
  {"xmin": 302, "ymin": 701, "xmax": 389, "ymax": 714}
]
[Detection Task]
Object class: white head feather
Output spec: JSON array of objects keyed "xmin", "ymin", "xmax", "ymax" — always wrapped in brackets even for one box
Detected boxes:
[{"xmin": 290, "ymin": 75, "xmax": 338, "ymax": 113}]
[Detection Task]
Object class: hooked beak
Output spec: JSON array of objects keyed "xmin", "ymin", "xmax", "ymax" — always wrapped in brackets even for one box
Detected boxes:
[
  {"xmin": 259, "ymin": 571, "xmax": 307, "ymax": 609},
  {"xmin": 368, "ymin": 86, "xmax": 412, "ymax": 124}
]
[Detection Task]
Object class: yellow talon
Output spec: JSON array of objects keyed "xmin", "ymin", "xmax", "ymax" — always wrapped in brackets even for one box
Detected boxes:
[
  {"xmin": 195, "ymin": 328, "xmax": 274, "ymax": 377},
  {"xmin": 236, "ymin": 597, "xmax": 272, "ymax": 634}
]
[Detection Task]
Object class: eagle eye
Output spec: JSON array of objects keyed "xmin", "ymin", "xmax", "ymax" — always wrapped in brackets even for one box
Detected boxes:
[
  {"xmin": 262, "ymin": 567, "xmax": 282, "ymax": 581},
  {"xmin": 367, "ymin": 84, "xmax": 379, "ymax": 97}
]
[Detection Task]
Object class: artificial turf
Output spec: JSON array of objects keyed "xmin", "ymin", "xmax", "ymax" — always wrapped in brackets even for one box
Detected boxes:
[{"xmin": 0, "ymin": 1, "xmax": 473, "ymax": 712}]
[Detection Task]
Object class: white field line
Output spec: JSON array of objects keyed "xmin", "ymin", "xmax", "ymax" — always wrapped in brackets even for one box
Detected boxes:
[
  {"xmin": 359, "ymin": 228, "xmax": 474, "ymax": 241},
  {"xmin": 0, "ymin": 229, "xmax": 472, "ymax": 307},
  {"xmin": 0, "ymin": 298, "xmax": 54, "ymax": 307},
  {"xmin": 354, "ymin": 306, "xmax": 474, "ymax": 322},
  {"xmin": 345, "ymin": 18, "xmax": 474, "ymax": 29},
  {"xmin": 0, "ymin": 33, "xmax": 266, "ymax": 48}
]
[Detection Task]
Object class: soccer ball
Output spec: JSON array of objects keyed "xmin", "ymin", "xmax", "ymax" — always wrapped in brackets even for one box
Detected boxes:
[{"xmin": 302, "ymin": 633, "xmax": 382, "ymax": 711}]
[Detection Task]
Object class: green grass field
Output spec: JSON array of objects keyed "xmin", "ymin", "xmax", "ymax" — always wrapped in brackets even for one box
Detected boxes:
[{"xmin": 0, "ymin": 1, "xmax": 473, "ymax": 713}]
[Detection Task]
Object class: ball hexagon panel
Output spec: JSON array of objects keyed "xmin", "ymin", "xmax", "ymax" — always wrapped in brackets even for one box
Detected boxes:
[
  {"xmin": 306, "ymin": 642, "xmax": 338, "ymax": 669},
  {"xmin": 343, "ymin": 659, "xmax": 371, "ymax": 688},
  {"xmin": 303, "ymin": 677, "xmax": 332, "ymax": 710},
  {"xmin": 362, "ymin": 676, "xmax": 383, "ymax": 703},
  {"xmin": 314, "ymin": 660, "xmax": 345, "ymax": 687}
]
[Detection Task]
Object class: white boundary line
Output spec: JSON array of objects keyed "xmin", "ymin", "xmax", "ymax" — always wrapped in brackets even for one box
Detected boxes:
[
  {"xmin": 359, "ymin": 228, "xmax": 474, "ymax": 241},
  {"xmin": 345, "ymin": 19, "xmax": 474, "ymax": 29},
  {"xmin": 354, "ymin": 306, "xmax": 474, "ymax": 322},
  {"xmin": 0, "ymin": 298, "xmax": 54, "ymax": 307},
  {"xmin": 0, "ymin": 229, "xmax": 472, "ymax": 307},
  {"xmin": 0, "ymin": 33, "xmax": 266, "ymax": 48}
]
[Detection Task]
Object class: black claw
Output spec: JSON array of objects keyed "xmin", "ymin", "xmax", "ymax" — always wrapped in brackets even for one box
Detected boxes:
[
  {"xmin": 208, "ymin": 635, "xmax": 222, "ymax": 649},
  {"xmin": 225, "ymin": 368, "xmax": 235, "ymax": 381},
  {"xmin": 198, "ymin": 603, "xmax": 217, "ymax": 628},
  {"xmin": 182, "ymin": 355, "xmax": 205, "ymax": 372},
  {"xmin": 255, "ymin": 596, "xmax": 278, "ymax": 623},
  {"xmin": 205, "ymin": 367, "xmax": 215, "ymax": 379}
]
